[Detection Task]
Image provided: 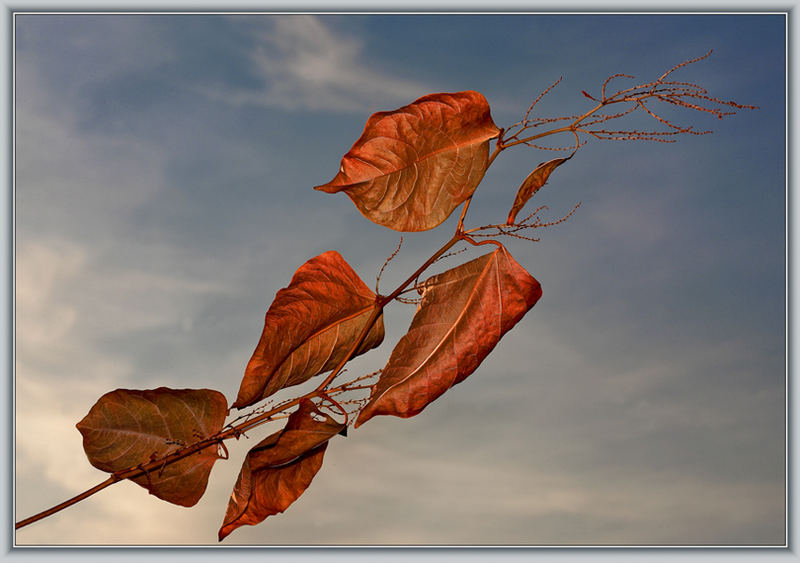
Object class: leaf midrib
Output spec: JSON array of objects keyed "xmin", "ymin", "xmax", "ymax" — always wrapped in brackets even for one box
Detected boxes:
[
  {"xmin": 370, "ymin": 252, "xmax": 498, "ymax": 406},
  {"xmin": 275, "ymin": 304, "xmax": 377, "ymax": 376},
  {"xmin": 340, "ymin": 131, "xmax": 494, "ymax": 189}
]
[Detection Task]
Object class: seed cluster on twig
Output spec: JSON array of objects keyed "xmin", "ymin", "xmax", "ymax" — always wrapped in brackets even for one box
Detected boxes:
[
  {"xmin": 500, "ymin": 50, "xmax": 757, "ymax": 149},
  {"xmin": 466, "ymin": 203, "xmax": 583, "ymax": 243}
]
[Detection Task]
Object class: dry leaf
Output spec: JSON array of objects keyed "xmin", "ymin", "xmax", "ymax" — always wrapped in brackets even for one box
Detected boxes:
[
  {"xmin": 356, "ymin": 247, "xmax": 541, "ymax": 426},
  {"xmin": 507, "ymin": 155, "xmax": 572, "ymax": 224},
  {"xmin": 315, "ymin": 91, "xmax": 499, "ymax": 232},
  {"xmin": 218, "ymin": 400, "xmax": 345, "ymax": 541},
  {"xmin": 76, "ymin": 387, "xmax": 228, "ymax": 507},
  {"xmin": 234, "ymin": 251, "xmax": 384, "ymax": 409}
]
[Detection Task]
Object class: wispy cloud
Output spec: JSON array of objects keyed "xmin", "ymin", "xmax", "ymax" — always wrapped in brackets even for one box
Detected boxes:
[{"xmin": 212, "ymin": 16, "xmax": 429, "ymax": 112}]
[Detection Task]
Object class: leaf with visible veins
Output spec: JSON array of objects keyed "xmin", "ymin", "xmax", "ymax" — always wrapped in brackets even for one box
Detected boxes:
[
  {"xmin": 356, "ymin": 246, "xmax": 542, "ymax": 427},
  {"xmin": 233, "ymin": 251, "xmax": 384, "ymax": 409},
  {"xmin": 76, "ymin": 387, "xmax": 228, "ymax": 507},
  {"xmin": 315, "ymin": 91, "xmax": 500, "ymax": 232},
  {"xmin": 218, "ymin": 400, "xmax": 345, "ymax": 541}
]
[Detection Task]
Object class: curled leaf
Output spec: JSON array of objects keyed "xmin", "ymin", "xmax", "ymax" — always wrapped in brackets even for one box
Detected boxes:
[
  {"xmin": 233, "ymin": 251, "xmax": 385, "ymax": 409},
  {"xmin": 355, "ymin": 246, "xmax": 541, "ymax": 427},
  {"xmin": 218, "ymin": 400, "xmax": 345, "ymax": 541},
  {"xmin": 506, "ymin": 154, "xmax": 572, "ymax": 225},
  {"xmin": 76, "ymin": 387, "xmax": 228, "ymax": 507},
  {"xmin": 314, "ymin": 91, "xmax": 500, "ymax": 232}
]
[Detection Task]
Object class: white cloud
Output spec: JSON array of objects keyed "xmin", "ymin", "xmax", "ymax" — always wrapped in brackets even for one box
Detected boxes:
[
  {"xmin": 15, "ymin": 241, "xmax": 85, "ymax": 350},
  {"xmin": 215, "ymin": 15, "xmax": 429, "ymax": 112}
]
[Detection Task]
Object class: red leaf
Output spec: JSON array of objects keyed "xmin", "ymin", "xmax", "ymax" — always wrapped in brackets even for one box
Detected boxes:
[
  {"xmin": 218, "ymin": 400, "xmax": 345, "ymax": 541},
  {"xmin": 506, "ymin": 155, "xmax": 572, "ymax": 224},
  {"xmin": 314, "ymin": 91, "xmax": 500, "ymax": 232},
  {"xmin": 355, "ymin": 247, "xmax": 541, "ymax": 427},
  {"xmin": 233, "ymin": 251, "xmax": 384, "ymax": 409},
  {"xmin": 582, "ymin": 90, "xmax": 597, "ymax": 101},
  {"xmin": 76, "ymin": 387, "xmax": 228, "ymax": 507}
]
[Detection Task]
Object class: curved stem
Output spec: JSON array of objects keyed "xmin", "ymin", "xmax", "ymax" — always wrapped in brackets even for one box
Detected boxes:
[
  {"xmin": 461, "ymin": 235, "xmax": 504, "ymax": 249},
  {"xmin": 318, "ymin": 391, "xmax": 349, "ymax": 425}
]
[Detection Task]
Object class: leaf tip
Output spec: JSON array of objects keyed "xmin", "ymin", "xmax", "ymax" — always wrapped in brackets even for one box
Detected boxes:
[
  {"xmin": 313, "ymin": 181, "xmax": 341, "ymax": 194},
  {"xmin": 353, "ymin": 410, "xmax": 371, "ymax": 429}
]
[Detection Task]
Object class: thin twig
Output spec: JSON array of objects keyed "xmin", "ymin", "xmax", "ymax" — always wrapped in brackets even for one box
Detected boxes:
[{"xmin": 376, "ymin": 236, "xmax": 403, "ymax": 294}]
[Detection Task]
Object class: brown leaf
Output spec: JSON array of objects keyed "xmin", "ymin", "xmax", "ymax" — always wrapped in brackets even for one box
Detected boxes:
[
  {"xmin": 355, "ymin": 246, "xmax": 541, "ymax": 427},
  {"xmin": 314, "ymin": 91, "xmax": 500, "ymax": 232},
  {"xmin": 218, "ymin": 400, "xmax": 345, "ymax": 541},
  {"xmin": 233, "ymin": 251, "xmax": 385, "ymax": 409},
  {"xmin": 506, "ymin": 155, "xmax": 572, "ymax": 225},
  {"xmin": 76, "ymin": 387, "xmax": 228, "ymax": 507}
]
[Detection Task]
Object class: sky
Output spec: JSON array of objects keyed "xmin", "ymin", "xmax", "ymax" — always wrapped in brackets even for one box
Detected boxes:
[{"xmin": 13, "ymin": 13, "xmax": 786, "ymax": 547}]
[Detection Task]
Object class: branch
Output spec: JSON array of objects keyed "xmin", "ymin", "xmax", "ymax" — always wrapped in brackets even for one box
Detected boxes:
[
  {"xmin": 15, "ymin": 215, "xmax": 476, "ymax": 531},
  {"xmin": 496, "ymin": 51, "xmax": 756, "ymax": 153},
  {"xmin": 16, "ymin": 52, "xmax": 756, "ymax": 532}
]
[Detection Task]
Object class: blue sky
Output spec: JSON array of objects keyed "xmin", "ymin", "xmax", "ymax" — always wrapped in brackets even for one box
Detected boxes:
[{"xmin": 14, "ymin": 13, "xmax": 785, "ymax": 546}]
